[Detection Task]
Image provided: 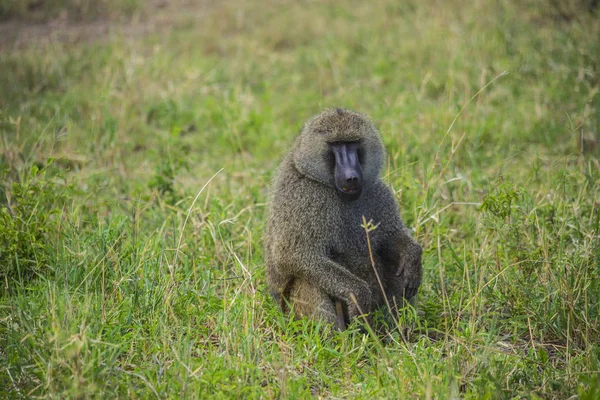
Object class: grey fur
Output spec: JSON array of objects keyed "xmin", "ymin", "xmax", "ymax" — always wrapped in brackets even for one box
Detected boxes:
[{"xmin": 264, "ymin": 108, "xmax": 422, "ymax": 330}]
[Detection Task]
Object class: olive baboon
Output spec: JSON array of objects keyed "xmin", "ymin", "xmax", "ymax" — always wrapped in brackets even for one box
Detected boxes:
[{"xmin": 264, "ymin": 108, "xmax": 422, "ymax": 330}]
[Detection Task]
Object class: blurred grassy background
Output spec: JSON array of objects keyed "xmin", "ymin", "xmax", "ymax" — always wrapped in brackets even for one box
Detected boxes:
[
  {"xmin": 1, "ymin": 0, "xmax": 599, "ymax": 398},
  {"xmin": 0, "ymin": 0, "xmax": 140, "ymax": 21}
]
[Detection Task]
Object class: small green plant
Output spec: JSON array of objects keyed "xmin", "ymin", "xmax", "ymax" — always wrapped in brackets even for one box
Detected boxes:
[
  {"xmin": 0, "ymin": 165, "xmax": 64, "ymax": 296},
  {"xmin": 480, "ymin": 179, "xmax": 524, "ymax": 221},
  {"xmin": 148, "ymin": 148, "xmax": 188, "ymax": 205}
]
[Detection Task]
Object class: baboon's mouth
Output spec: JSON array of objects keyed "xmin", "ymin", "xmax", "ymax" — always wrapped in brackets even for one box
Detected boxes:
[{"xmin": 337, "ymin": 185, "xmax": 362, "ymax": 201}]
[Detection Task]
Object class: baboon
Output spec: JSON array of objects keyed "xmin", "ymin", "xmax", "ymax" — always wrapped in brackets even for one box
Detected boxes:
[{"xmin": 264, "ymin": 108, "xmax": 422, "ymax": 330}]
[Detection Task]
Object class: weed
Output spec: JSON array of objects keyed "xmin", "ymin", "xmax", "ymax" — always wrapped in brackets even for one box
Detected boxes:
[{"xmin": 0, "ymin": 164, "xmax": 66, "ymax": 296}]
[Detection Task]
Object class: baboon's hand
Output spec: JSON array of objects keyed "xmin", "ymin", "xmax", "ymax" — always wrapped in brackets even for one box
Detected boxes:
[
  {"xmin": 396, "ymin": 243, "xmax": 423, "ymax": 299},
  {"xmin": 346, "ymin": 284, "xmax": 372, "ymax": 319}
]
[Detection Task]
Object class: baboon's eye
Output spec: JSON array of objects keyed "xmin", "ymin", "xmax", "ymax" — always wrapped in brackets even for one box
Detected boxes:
[
  {"xmin": 357, "ymin": 147, "xmax": 365, "ymax": 165},
  {"xmin": 326, "ymin": 151, "xmax": 336, "ymax": 170}
]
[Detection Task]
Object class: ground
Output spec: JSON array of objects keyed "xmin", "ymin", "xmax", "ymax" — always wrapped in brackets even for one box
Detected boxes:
[{"xmin": 0, "ymin": 0, "xmax": 599, "ymax": 398}]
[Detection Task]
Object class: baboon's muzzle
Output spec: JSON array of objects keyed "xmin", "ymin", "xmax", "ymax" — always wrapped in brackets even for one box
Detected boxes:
[{"xmin": 330, "ymin": 142, "xmax": 363, "ymax": 201}]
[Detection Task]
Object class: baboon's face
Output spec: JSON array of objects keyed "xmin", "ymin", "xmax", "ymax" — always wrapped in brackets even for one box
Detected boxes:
[
  {"xmin": 293, "ymin": 109, "xmax": 384, "ymax": 200},
  {"xmin": 327, "ymin": 141, "xmax": 364, "ymax": 201}
]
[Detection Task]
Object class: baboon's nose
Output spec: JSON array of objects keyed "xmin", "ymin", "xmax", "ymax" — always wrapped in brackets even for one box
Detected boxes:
[{"xmin": 345, "ymin": 176, "xmax": 360, "ymax": 190}]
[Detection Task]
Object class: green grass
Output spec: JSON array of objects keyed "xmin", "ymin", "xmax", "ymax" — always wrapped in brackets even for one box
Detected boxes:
[{"xmin": 1, "ymin": 0, "xmax": 599, "ymax": 398}]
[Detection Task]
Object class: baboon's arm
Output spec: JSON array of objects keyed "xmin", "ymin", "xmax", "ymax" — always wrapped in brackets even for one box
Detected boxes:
[
  {"xmin": 380, "ymin": 229, "xmax": 422, "ymax": 301},
  {"xmin": 306, "ymin": 255, "xmax": 372, "ymax": 316},
  {"xmin": 375, "ymin": 199, "xmax": 423, "ymax": 302},
  {"xmin": 275, "ymin": 245, "xmax": 373, "ymax": 317}
]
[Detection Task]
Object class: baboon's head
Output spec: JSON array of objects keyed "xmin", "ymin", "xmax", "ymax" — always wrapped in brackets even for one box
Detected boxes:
[{"xmin": 293, "ymin": 108, "xmax": 385, "ymax": 201}]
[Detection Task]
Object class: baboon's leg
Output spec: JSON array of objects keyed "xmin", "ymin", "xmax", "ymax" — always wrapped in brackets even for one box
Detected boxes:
[
  {"xmin": 334, "ymin": 300, "xmax": 346, "ymax": 330},
  {"xmin": 287, "ymin": 279, "xmax": 343, "ymax": 330},
  {"xmin": 385, "ymin": 275, "xmax": 417, "ymax": 313}
]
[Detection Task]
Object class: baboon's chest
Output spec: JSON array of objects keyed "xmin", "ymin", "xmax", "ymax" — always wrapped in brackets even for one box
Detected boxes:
[{"xmin": 330, "ymin": 210, "xmax": 386, "ymax": 277}]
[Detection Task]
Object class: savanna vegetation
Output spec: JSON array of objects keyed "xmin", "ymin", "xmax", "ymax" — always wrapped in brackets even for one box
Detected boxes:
[{"xmin": 1, "ymin": 0, "xmax": 599, "ymax": 398}]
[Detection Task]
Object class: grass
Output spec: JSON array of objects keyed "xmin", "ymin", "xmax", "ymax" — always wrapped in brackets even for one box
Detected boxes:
[
  {"xmin": 1, "ymin": 0, "xmax": 599, "ymax": 398},
  {"xmin": 0, "ymin": 0, "xmax": 140, "ymax": 21}
]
